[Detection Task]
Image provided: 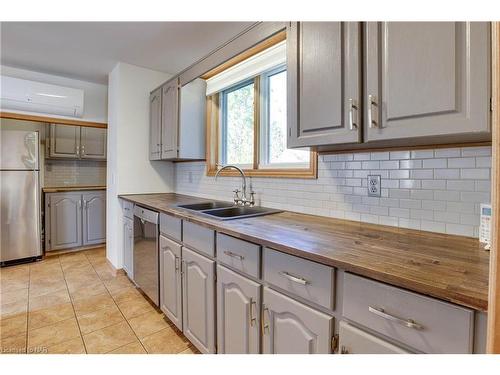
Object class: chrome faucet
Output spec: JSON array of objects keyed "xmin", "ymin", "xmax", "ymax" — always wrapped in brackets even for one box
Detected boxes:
[{"xmin": 215, "ymin": 164, "xmax": 255, "ymax": 206}]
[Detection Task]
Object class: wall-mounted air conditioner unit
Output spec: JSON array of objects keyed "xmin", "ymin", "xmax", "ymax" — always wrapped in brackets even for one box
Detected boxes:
[{"xmin": 0, "ymin": 76, "xmax": 84, "ymax": 118}]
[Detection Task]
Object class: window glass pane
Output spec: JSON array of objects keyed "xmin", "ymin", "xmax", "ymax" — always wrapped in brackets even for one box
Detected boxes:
[
  {"xmin": 224, "ymin": 81, "xmax": 254, "ymax": 165},
  {"xmin": 268, "ymin": 70, "xmax": 309, "ymax": 164}
]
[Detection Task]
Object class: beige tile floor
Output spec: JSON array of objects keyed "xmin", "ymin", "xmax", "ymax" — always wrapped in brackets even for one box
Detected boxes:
[{"xmin": 0, "ymin": 247, "xmax": 199, "ymax": 354}]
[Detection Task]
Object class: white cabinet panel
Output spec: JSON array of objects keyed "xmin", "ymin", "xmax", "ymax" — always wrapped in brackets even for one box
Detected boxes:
[
  {"xmin": 262, "ymin": 287, "xmax": 333, "ymax": 354},
  {"xmin": 123, "ymin": 216, "xmax": 134, "ymax": 280},
  {"xmin": 160, "ymin": 235, "xmax": 183, "ymax": 330},
  {"xmin": 339, "ymin": 321, "xmax": 411, "ymax": 354},
  {"xmin": 82, "ymin": 191, "xmax": 106, "ymax": 246},
  {"xmin": 182, "ymin": 246, "xmax": 216, "ymax": 354},
  {"xmin": 217, "ymin": 265, "xmax": 261, "ymax": 354}
]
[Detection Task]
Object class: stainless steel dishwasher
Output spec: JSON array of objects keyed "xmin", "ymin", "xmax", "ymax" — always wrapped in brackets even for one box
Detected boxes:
[{"xmin": 133, "ymin": 205, "xmax": 159, "ymax": 306}]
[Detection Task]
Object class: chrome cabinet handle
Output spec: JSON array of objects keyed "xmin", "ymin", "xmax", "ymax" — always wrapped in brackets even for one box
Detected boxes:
[
  {"xmin": 180, "ymin": 260, "xmax": 185, "ymax": 275},
  {"xmin": 83, "ymin": 200, "xmax": 88, "ymax": 209},
  {"xmin": 368, "ymin": 306, "xmax": 423, "ymax": 330},
  {"xmin": 261, "ymin": 305, "xmax": 270, "ymax": 335},
  {"xmin": 249, "ymin": 298, "xmax": 257, "ymax": 327},
  {"xmin": 224, "ymin": 251, "xmax": 244, "ymax": 260},
  {"xmin": 278, "ymin": 271, "xmax": 309, "ymax": 285},
  {"xmin": 348, "ymin": 98, "xmax": 358, "ymax": 130},
  {"xmin": 368, "ymin": 95, "xmax": 378, "ymax": 128},
  {"xmin": 78, "ymin": 199, "xmax": 82, "ymax": 209},
  {"xmin": 174, "ymin": 255, "xmax": 180, "ymax": 271},
  {"xmin": 340, "ymin": 346, "xmax": 349, "ymax": 354}
]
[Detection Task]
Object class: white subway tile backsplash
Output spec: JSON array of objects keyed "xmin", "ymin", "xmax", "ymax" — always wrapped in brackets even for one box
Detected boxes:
[
  {"xmin": 44, "ymin": 160, "xmax": 106, "ymax": 187},
  {"xmin": 423, "ymin": 158, "xmax": 447, "ymax": 169},
  {"xmin": 460, "ymin": 168, "xmax": 490, "ymax": 180},
  {"xmin": 175, "ymin": 146, "xmax": 491, "ymax": 239},
  {"xmin": 399, "ymin": 160, "xmax": 422, "ymax": 169},
  {"xmin": 448, "ymin": 157, "xmax": 476, "ymax": 168},
  {"xmin": 411, "ymin": 150, "xmax": 434, "ymax": 159},
  {"xmin": 434, "ymin": 148, "xmax": 461, "ymax": 158}
]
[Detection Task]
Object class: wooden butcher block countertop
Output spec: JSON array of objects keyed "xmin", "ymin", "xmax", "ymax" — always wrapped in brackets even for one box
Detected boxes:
[{"xmin": 119, "ymin": 193, "xmax": 490, "ymax": 311}]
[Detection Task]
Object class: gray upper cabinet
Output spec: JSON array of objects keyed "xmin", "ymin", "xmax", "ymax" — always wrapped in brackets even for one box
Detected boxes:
[
  {"xmin": 262, "ymin": 286, "xmax": 334, "ymax": 354},
  {"xmin": 49, "ymin": 124, "xmax": 80, "ymax": 158},
  {"xmin": 48, "ymin": 124, "xmax": 106, "ymax": 160},
  {"xmin": 217, "ymin": 265, "xmax": 261, "ymax": 354},
  {"xmin": 160, "ymin": 234, "xmax": 183, "ymax": 331},
  {"xmin": 150, "ymin": 78, "xmax": 206, "ymax": 161},
  {"xmin": 47, "ymin": 192, "xmax": 83, "ymax": 250},
  {"xmin": 182, "ymin": 246, "xmax": 216, "ymax": 354},
  {"xmin": 287, "ymin": 22, "xmax": 362, "ymax": 148},
  {"xmin": 80, "ymin": 127, "xmax": 107, "ymax": 160},
  {"xmin": 161, "ymin": 78, "xmax": 179, "ymax": 159},
  {"xmin": 365, "ymin": 22, "xmax": 490, "ymax": 143},
  {"xmin": 149, "ymin": 88, "xmax": 162, "ymax": 160},
  {"xmin": 82, "ymin": 191, "xmax": 106, "ymax": 246}
]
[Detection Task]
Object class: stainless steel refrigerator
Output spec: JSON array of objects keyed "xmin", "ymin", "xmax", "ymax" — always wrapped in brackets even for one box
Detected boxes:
[{"xmin": 1, "ymin": 129, "xmax": 42, "ymax": 264}]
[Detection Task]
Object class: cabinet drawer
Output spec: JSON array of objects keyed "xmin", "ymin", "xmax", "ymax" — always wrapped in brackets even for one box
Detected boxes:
[
  {"xmin": 343, "ymin": 273, "xmax": 474, "ymax": 353},
  {"xmin": 339, "ymin": 321, "xmax": 411, "ymax": 354},
  {"xmin": 160, "ymin": 213, "xmax": 182, "ymax": 242},
  {"xmin": 122, "ymin": 200, "xmax": 134, "ymax": 219},
  {"xmin": 183, "ymin": 221, "xmax": 215, "ymax": 257},
  {"xmin": 216, "ymin": 234, "xmax": 260, "ymax": 278},
  {"xmin": 263, "ymin": 247, "xmax": 335, "ymax": 310}
]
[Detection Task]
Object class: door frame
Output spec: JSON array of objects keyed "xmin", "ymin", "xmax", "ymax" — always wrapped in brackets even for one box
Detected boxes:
[{"xmin": 487, "ymin": 21, "xmax": 500, "ymax": 353}]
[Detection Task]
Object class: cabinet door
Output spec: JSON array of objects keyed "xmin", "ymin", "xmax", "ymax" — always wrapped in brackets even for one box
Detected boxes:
[
  {"xmin": 49, "ymin": 124, "xmax": 80, "ymax": 158},
  {"xmin": 82, "ymin": 191, "xmax": 106, "ymax": 246},
  {"xmin": 182, "ymin": 247, "xmax": 215, "ymax": 354},
  {"xmin": 161, "ymin": 79, "xmax": 179, "ymax": 159},
  {"xmin": 123, "ymin": 216, "xmax": 134, "ymax": 279},
  {"xmin": 217, "ymin": 265, "xmax": 261, "ymax": 354},
  {"xmin": 262, "ymin": 287, "xmax": 333, "ymax": 354},
  {"xmin": 287, "ymin": 22, "xmax": 361, "ymax": 148},
  {"xmin": 48, "ymin": 192, "xmax": 82, "ymax": 250},
  {"xmin": 365, "ymin": 22, "xmax": 490, "ymax": 142},
  {"xmin": 160, "ymin": 235, "xmax": 182, "ymax": 330},
  {"xmin": 338, "ymin": 321, "xmax": 411, "ymax": 354},
  {"xmin": 80, "ymin": 127, "xmax": 106, "ymax": 159},
  {"xmin": 149, "ymin": 88, "xmax": 162, "ymax": 160}
]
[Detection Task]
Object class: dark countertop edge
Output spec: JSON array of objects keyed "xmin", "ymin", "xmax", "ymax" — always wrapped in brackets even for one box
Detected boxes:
[
  {"xmin": 43, "ymin": 186, "xmax": 106, "ymax": 192},
  {"xmin": 118, "ymin": 193, "xmax": 488, "ymax": 312}
]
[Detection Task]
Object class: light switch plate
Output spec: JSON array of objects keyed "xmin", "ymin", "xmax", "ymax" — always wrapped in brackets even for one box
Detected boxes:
[{"xmin": 367, "ymin": 175, "xmax": 381, "ymax": 197}]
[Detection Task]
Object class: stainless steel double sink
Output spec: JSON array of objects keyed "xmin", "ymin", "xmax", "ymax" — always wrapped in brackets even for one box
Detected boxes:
[{"xmin": 176, "ymin": 201, "xmax": 281, "ymax": 220}]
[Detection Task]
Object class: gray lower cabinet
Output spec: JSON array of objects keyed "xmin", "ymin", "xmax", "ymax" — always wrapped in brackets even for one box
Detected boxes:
[
  {"xmin": 287, "ymin": 22, "xmax": 362, "ymax": 148},
  {"xmin": 45, "ymin": 190, "xmax": 106, "ymax": 251},
  {"xmin": 182, "ymin": 246, "xmax": 216, "ymax": 354},
  {"xmin": 216, "ymin": 265, "xmax": 261, "ymax": 354},
  {"xmin": 160, "ymin": 234, "xmax": 183, "ymax": 330},
  {"xmin": 47, "ymin": 192, "xmax": 83, "ymax": 250},
  {"xmin": 338, "ymin": 321, "xmax": 411, "ymax": 354},
  {"xmin": 48, "ymin": 124, "xmax": 106, "ymax": 160},
  {"xmin": 364, "ymin": 22, "xmax": 490, "ymax": 143},
  {"xmin": 82, "ymin": 191, "xmax": 106, "ymax": 245},
  {"xmin": 262, "ymin": 286, "xmax": 334, "ymax": 354},
  {"xmin": 123, "ymin": 216, "xmax": 133, "ymax": 279}
]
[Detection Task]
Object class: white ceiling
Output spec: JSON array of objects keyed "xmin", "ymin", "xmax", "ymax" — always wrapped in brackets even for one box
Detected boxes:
[{"xmin": 0, "ymin": 22, "xmax": 254, "ymax": 84}]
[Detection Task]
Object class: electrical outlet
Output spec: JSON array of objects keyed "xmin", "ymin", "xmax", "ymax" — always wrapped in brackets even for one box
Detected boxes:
[{"xmin": 367, "ymin": 175, "xmax": 381, "ymax": 197}]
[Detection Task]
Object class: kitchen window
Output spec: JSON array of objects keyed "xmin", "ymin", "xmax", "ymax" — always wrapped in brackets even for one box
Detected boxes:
[{"xmin": 204, "ymin": 32, "xmax": 317, "ymax": 178}]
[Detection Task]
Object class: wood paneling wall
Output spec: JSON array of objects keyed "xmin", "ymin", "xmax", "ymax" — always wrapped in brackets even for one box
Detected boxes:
[{"xmin": 487, "ymin": 21, "xmax": 500, "ymax": 354}]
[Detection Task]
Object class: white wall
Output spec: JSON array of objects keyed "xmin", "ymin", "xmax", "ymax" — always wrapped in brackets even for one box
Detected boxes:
[
  {"xmin": 1, "ymin": 65, "xmax": 108, "ymax": 123},
  {"xmin": 106, "ymin": 62, "xmax": 174, "ymax": 268}
]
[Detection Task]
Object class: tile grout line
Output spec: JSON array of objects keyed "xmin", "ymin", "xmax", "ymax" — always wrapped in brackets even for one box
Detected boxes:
[
  {"xmin": 83, "ymin": 250, "xmax": 148, "ymax": 354},
  {"xmin": 25, "ymin": 262, "xmax": 31, "ymax": 354},
  {"xmin": 59, "ymin": 255, "xmax": 89, "ymax": 354}
]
